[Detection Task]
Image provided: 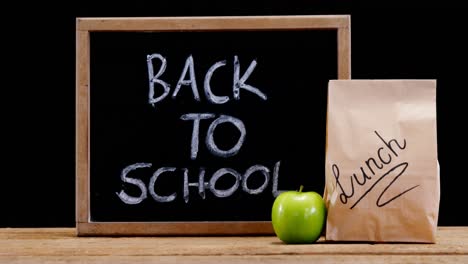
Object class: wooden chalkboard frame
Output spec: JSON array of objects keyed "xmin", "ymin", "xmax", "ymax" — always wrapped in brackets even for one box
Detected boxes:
[{"xmin": 76, "ymin": 15, "xmax": 351, "ymax": 236}]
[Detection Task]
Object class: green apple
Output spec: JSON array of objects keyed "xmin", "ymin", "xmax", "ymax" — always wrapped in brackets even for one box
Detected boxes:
[{"xmin": 271, "ymin": 186, "xmax": 326, "ymax": 244}]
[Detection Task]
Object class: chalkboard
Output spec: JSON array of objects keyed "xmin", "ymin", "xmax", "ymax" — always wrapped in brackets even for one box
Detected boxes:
[{"xmin": 76, "ymin": 16, "xmax": 351, "ymax": 236}]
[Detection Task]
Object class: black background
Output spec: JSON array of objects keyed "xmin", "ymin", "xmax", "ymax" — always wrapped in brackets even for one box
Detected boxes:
[{"xmin": 3, "ymin": 1, "xmax": 467, "ymax": 227}]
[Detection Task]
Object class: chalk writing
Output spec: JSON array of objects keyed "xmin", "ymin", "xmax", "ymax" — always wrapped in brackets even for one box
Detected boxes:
[
  {"xmin": 149, "ymin": 167, "xmax": 177, "ymax": 203},
  {"xmin": 172, "ymin": 55, "xmax": 200, "ymax": 102},
  {"xmin": 146, "ymin": 54, "xmax": 170, "ymax": 107},
  {"xmin": 205, "ymin": 114, "xmax": 246, "ymax": 158},
  {"xmin": 180, "ymin": 113, "xmax": 216, "ymax": 160},
  {"xmin": 117, "ymin": 161, "xmax": 283, "ymax": 204},
  {"xmin": 242, "ymin": 165, "xmax": 270, "ymax": 195},
  {"xmin": 233, "ymin": 55, "xmax": 267, "ymax": 101},
  {"xmin": 146, "ymin": 54, "xmax": 267, "ymax": 107},
  {"xmin": 117, "ymin": 53, "xmax": 287, "ymax": 205},
  {"xmin": 116, "ymin": 163, "xmax": 151, "ymax": 205},
  {"xmin": 181, "ymin": 113, "xmax": 246, "ymax": 159},
  {"xmin": 204, "ymin": 60, "xmax": 229, "ymax": 104}
]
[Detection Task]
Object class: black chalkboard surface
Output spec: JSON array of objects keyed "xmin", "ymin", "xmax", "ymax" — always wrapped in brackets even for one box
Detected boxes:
[{"xmin": 76, "ymin": 16, "xmax": 351, "ymax": 235}]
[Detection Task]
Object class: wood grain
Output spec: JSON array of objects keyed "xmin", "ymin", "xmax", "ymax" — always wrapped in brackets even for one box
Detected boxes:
[
  {"xmin": 75, "ymin": 30, "xmax": 89, "ymax": 225},
  {"xmin": 76, "ymin": 15, "xmax": 350, "ymax": 31},
  {"xmin": 77, "ymin": 222, "xmax": 274, "ymax": 236},
  {"xmin": 2, "ymin": 255, "xmax": 467, "ymax": 264},
  {"xmin": 337, "ymin": 17, "xmax": 351, "ymax": 79},
  {"xmin": 0, "ymin": 227, "xmax": 466, "ymax": 263}
]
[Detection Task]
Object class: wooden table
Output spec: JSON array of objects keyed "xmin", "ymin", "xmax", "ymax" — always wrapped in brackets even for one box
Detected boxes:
[{"xmin": 0, "ymin": 227, "xmax": 466, "ymax": 263}]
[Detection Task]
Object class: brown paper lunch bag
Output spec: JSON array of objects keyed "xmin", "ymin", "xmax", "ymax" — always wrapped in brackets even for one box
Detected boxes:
[{"xmin": 324, "ymin": 80, "xmax": 440, "ymax": 243}]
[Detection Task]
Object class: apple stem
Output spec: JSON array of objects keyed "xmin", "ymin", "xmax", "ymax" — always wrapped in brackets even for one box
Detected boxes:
[{"xmin": 299, "ymin": 185, "xmax": 304, "ymax": 192}]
